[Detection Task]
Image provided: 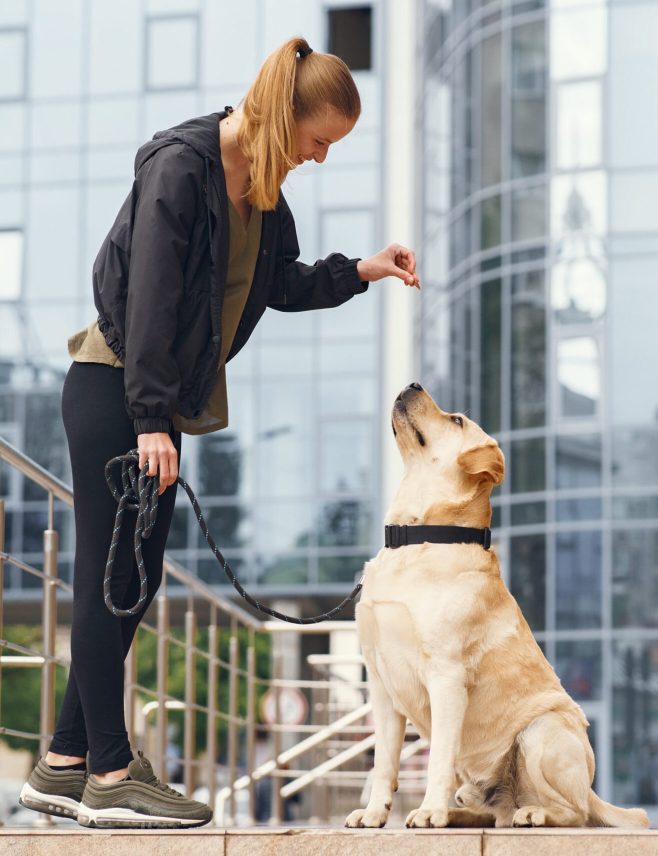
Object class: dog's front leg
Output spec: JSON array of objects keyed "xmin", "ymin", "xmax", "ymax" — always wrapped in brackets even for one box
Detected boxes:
[
  {"xmin": 345, "ymin": 668, "xmax": 406, "ymax": 828},
  {"xmin": 406, "ymin": 665, "xmax": 467, "ymax": 829}
]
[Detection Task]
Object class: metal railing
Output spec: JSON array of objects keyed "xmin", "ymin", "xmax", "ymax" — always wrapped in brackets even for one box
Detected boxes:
[{"xmin": 0, "ymin": 435, "xmax": 426, "ymax": 827}]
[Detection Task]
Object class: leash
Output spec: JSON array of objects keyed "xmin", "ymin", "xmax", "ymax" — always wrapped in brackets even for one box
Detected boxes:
[{"xmin": 103, "ymin": 449, "xmax": 364, "ymax": 623}]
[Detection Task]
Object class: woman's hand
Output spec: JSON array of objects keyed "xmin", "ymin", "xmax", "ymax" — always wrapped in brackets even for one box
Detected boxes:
[
  {"xmin": 137, "ymin": 432, "xmax": 178, "ymax": 496},
  {"xmin": 357, "ymin": 245, "xmax": 420, "ymax": 288}
]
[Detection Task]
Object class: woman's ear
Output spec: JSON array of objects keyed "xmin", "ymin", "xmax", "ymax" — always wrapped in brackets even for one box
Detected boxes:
[{"xmin": 456, "ymin": 424, "xmax": 505, "ymax": 485}]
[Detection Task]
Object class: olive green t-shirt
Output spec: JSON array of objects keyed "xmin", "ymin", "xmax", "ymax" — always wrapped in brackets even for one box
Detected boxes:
[{"xmin": 67, "ymin": 197, "xmax": 262, "ymax": 434}]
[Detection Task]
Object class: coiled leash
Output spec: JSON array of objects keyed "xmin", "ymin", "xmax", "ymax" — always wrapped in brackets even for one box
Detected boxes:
[{"xmin": 103, "ymin": 449, "xmax": 364, "ymax": 623}]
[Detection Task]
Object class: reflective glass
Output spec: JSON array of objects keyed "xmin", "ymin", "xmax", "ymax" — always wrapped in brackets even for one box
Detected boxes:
[
  {"xmin": 320, "ymin": 419, "xmax": 373, "ymax": 494},
  {"xmin": 511, "ymin": 21, "xmax": 546, "ymax": 178},
  {"xmin": 511, "ymin": 437, "xmax": 545, "ymax": 494},
  {"xmin": 556, "ymin": 531, "xmax": 602, "ymax": 629},
  {"xmin": 480, "ymin": 279, "xmax": 502, "ymax": 434},
  {"xmin": 146, "ymin": 16, "xmax": 198, "ymax": 89},
  {"xmin": 511, "ymin": 270, "xmax": 546, "ymax": 429},
  {"xmin": 254, "ymin": 500, "xmax": 315, "ymax": 553},
  {"xmin": 612, "ymin": 530, "xmax": 658, "ymax": 629},
  {"xmin": 551, "ymin": 171, "xmax": 606, "ymax": 238},
  {"xmin": 0, "ymin": 29, "xmax": 25, "ymax": 98},
  {"xmin": 317, "ymin": 499, "xmax": 372, "ymax": 547},
  {"xmin": 259, "ymin": 555, "xmax": 309, "ymax": 586},
  {"xmin": 551, "ymin": 258, "xmax": 606, "ymax": 324},
  {"xmin": 550, "ymin": 7, "xmax": 607, "ymax": 81},
  {"xmin": 258, "ymin": 343, "xmax": 313, "ymax": 377},
  {"xmin": 510, "ymin": 501, "xmax": 545, "ymax": 525},
  {"xmin": 612, "ymin": 495, "xmax": 658, "ymax": 521},
  {"xmin": 0, "ymin": 230, "xmax": 22, "ymax": 299},
  {"xmin": 481, "ymin": 33, "xmax": 502, "ymax": 187},
  {"xmin": 480, "ymin": 195, "xmax": 501, "ymax": 250},
  {"xmin": 556, "ymin": 497, "xmax": 602, "ymax": 522},
  {"xmin": 511, "ymin": 185, "xmax": 546, "ymax": 242},
  {"xmin": 318, "ymin": 553, "xmax": 370, "ymax": 585},
  {"xmin": 612, "ymin": 428, "xmax": 658, "ymax": 490},
  {"xmin": 510, "ymin": 534, "xmax": 546, "ymax": 632},
  {"xmin": 194, "ymin": 504, "xmax": 250, "ymax": 551},
  {"xmin": 555, "ymin": 434, "xmax": 602, "ymax": 489},
  {"xmin": 612, "ymin": 640, "xmax": 658, "ymax": 806},
  {"xmin": 557, "ymin": 337, "xmax": 600, "ymax": 418},
  {"xmin": 555, "ymin": 640, "xmax": 601, "ymax": 701},
  {"xmin": 319, "ymin": 376, "xmax": 376, "ymax": 417},
  {"xmin": 556, "ymin": 81, "xmax": 602, "ymax": 170}
]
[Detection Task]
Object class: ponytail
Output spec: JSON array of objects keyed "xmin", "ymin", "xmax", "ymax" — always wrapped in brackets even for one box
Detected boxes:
[{"xmin": 236, "ymin": 36, "xmax": 361, "ymax": 210}]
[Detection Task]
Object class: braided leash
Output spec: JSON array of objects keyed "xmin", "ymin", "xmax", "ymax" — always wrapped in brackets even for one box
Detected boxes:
[{"xmin": 103, "ymin": 449, "xmax": 364, "ymax": 623}]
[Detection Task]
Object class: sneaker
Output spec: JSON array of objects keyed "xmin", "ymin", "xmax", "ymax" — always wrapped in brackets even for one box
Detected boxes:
[
  {"xmin": 19, "ymin": 757, "xmax": 88, "ymax": 820},
  {"xmin": 76, "ymin": 749, "xmax": 213, "ymax": 829}
]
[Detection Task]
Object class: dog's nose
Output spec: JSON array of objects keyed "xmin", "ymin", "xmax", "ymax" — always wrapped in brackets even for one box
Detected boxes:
[{"xmin": 407, "ymin": 382, "xmax": 423, "ymax": 391}]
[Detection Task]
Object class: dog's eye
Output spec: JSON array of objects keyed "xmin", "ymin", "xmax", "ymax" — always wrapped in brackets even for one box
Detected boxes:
[{"xmin": 451, "ymin": 415, "xmax": 463, "ymax": 427}]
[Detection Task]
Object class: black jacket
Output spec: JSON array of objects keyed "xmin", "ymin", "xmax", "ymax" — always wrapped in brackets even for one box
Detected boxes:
[{"xmin": 92, "ymin": 108, "xmax": 369, "ymax": 435}]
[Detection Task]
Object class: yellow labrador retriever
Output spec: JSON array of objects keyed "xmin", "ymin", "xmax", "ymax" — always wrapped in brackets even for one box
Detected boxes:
[{"xmin": 345, "ymin": 382, "xmax": 648, "ymax": 830}]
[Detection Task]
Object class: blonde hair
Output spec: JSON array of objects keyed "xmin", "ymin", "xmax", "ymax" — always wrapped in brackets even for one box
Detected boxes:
[{"xmin": 236, "ymin": 36, "xmax": 361, "ymax": 211}]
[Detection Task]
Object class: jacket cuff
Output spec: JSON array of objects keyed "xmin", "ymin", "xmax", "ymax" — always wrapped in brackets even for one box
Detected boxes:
[
  {"xmin": 339, "ymin": 257, "xmax": 370, "ymax": 297},
  {"xmin": 133, "ymin": 416, "xmax": 173, "ymax": 435}
]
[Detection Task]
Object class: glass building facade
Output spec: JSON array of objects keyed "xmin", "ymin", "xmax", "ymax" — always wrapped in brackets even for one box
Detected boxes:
[
  {"xmin": 420, "ymin": 0, "xmax": 658, "ymax": 812},
  {"xmin": 0, "ymin": 1, "xmax": 383, "ymax": 605}
]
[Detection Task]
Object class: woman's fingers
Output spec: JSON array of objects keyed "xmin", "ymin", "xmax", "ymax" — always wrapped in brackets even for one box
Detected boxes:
[{"xmin": 137, "ymin": 432, "xmax": 179, "ymax": 494}]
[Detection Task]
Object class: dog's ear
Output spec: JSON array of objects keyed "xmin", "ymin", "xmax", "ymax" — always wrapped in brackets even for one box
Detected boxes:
[{"xmin": 457, "ymin": 423, "xmax": 505, "ymax": 485}]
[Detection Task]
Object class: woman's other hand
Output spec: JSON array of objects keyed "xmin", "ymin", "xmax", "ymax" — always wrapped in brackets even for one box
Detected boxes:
[
  {"xmin": 356, "ymin": 245, "xmax": 420, "ymax": 288},
  {"xmin": 137, "ymin": 432, "xmax": 178, "ymax": 495}
]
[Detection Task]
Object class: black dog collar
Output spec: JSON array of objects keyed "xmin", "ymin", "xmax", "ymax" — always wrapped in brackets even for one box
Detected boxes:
[{"xmin": 384, "ymin": 523, "xmax": 492, "ymax": 550}]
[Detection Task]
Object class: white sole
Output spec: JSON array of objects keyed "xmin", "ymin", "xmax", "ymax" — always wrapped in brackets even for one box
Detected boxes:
[
  {"xmin": 19, "ymin": 781, "xmax": 80, "ymax": 819},
  {"xmin": 77, "ymin": 801, "xmax": 210, "ymax": 829}
]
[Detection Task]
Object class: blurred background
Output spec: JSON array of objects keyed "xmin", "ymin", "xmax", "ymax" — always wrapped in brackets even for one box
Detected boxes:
[{"xmin": 1, "ymin": 0, "xmax": 657, "ymax": 823}]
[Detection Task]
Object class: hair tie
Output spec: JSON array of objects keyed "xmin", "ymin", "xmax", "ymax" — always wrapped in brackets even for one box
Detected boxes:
[{"xmin": 298, "ymin": 45, "xmax": 313, "ymax": 58}]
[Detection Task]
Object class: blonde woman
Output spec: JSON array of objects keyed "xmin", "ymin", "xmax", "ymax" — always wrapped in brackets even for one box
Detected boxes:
[{"xmin": 19, "ymin": 36, "xmax": 419, "ymax": 829}]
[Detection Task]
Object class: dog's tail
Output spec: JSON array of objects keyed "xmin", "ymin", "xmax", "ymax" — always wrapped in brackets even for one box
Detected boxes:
[{"xmin": 587, "ymin": 790, "xmax": 649, "ymax": 828}]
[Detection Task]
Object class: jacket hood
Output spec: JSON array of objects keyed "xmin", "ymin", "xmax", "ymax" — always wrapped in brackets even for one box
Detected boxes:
[{"xmin": 133, "ymin": 110, "xmax": 230, "ymax": 174}]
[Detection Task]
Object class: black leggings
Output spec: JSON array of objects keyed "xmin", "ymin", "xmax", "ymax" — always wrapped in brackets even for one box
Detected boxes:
[{"xmin": 49, "ymin": 361, "xmax": 181, "ymax": 774}]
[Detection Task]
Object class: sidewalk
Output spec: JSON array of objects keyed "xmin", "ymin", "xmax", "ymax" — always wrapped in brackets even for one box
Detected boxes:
[{"xmin": 2, "ymin": 826, "xmax": 657, "ymax": 856}]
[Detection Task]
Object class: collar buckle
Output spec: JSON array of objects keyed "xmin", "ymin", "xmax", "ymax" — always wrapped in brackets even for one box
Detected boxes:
[
  {"xmin": 385, "ymin": 524, "xmax": 408, "ymax": 549},
  {"xmin": 483, "ymin": 528, "xmax": 492, "ymax": 550}
]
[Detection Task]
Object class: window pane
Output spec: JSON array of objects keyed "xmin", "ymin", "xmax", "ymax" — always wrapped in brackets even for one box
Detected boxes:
[
  {"xmin": 511, "ymin": 269, "xmax": 546, "ymax": 429},
  {"xmin": 511, "ymin": 185, "xmax": 546, "ymax": 242},
  {"xmin": 481, "ymin": 33, "xmax": 502, "ymax": 187},
  {"xmin": 556, "ymin": 640, "xmax": 601, "ymax": 701},
  {"xmin": 0, "ymin": 29, "xmax": 26, "ymax": 99},
  {"xmin": 551, "ymin": 258, "xmax": 606, "ymax": 324},
  {"xmin": 510, "ymin": 534, "xmax": 546, "ymax": 632},
  {"xmin": 318, "ymin": 553, "xmax": 369, "ymax": 585},
  {"xmin": 318, "ymin": 499, "xmax": 372, "ymax": 548},
  {"xmin": 557, "ymin": 337, "xmax": 600, "ymax": 418},
  {"xmin": 557, "ymin": 81, "xmax": 602, "ymax": 170},
  {"xmin": 612, "ymin": 530, "xmax": 658, "ymax": 629},
  {"xmin": 0, "ymin": 230, "xmax": 22, "ymax": 299},
  {"xmin": 556, "ymin": 531, "xmax": 602, "ymax": 629},
  {"xmin": 612, "ymin": 427, "xmax": 658, "ymax": 489},
  {"xmin": 146, "ymin": 16, "xmax": 198, "ymax": 90},
  {"xmin": 480, "ymin": 195, "xmax": 501, "ymax": 250},
  {"xmin": 480, "ymin": 279, "xmax": 501, "ymax": 433},
  {"xmin": 320, "ymin": 419, "xmax": 373, "ymax": 494},
  {"xmin": 612, "ymin": 640, "xmax": 658, "ymax": 806},
  {"xmin": 511, "ymin": 21, "xmax": 547, "ymax": 178},
  {"xmin": 555, "ymin": 434, "xmax": 602, "ymax": 489},
  {"xmin": 511, "ymin": 437, "xmax": 545, "ymax": 493}
]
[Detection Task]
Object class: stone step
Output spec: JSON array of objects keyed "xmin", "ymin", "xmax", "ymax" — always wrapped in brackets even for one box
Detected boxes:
[{"xmin": 2, "ymin": 826, "xmax": 658, "ymax": 856}]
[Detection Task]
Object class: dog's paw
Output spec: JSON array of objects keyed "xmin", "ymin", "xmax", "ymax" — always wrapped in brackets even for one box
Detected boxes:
[
  {"xmin": 345, "ymin": 807, "xmax": 389, "ymax": 828},
  {"xmin": 405, "ymin": 806, "xmax": 449, "ymax": 828},
  {"xmin": 512, "ymin": 806, "xmax": 546, "ymax": 827}
]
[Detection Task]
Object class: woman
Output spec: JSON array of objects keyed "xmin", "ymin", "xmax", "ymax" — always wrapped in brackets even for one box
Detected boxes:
[{"xmin": 19, "ymin": 36, "xmax": 419, "ymax": 829}]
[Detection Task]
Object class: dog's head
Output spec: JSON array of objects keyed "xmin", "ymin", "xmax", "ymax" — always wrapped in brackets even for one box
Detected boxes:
[{"xmin": 389, "ymin": 383, "xmax": 505, "ymax": 523}]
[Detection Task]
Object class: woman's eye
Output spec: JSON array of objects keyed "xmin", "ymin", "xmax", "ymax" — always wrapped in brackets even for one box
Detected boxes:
[{"xmin": 451, "ymin": 415, "xmax": 463, "ymax": 427}]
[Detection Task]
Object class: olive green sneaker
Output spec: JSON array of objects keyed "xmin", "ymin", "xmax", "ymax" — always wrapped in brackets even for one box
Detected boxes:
[
  {"xmin": 18, "ymin": 757, "xmax": 88, "ymax": 820},
  {"xmin": 77, "ymin": 749, "xmax": 213, "ymax": 829}
]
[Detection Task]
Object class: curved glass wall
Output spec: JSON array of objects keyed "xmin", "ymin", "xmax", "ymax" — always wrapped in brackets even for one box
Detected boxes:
[{"xmin": 420, "ymin": 0, "xmax": 658, "ymax": 814}]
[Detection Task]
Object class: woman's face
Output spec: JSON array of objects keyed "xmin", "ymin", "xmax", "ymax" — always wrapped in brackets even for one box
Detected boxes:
[{"xmin": 293, "ymin": 106, "xmax": 357, "ymax": 166}]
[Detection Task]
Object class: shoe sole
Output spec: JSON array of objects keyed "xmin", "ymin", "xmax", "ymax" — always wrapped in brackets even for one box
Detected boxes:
[
  {"xmin": 76, "ymin": 801, "xmax": 212, "ymax": 829},
  {"xmin": 19, "ymin": 781, "xmax": 80, "ymax": 820}
]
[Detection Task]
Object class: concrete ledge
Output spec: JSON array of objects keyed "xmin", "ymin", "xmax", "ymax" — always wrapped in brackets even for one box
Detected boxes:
[{"xmin": 1, "ymin": 826, "xmax": 657, "ymax": 856}]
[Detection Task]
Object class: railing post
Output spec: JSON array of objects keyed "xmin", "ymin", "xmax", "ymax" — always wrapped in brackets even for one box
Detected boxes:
[
  {"xmin": 270, "ymin": 651, "xmax": 283, "ymax": 825},
  {"xmin": 124, "ymin": 633, "xmax": 137, "ymax": 748},
  {"xmin": 246, "ymin": 632, "xmax": 256, "ymax": 824},
  {"xmin": 40, "ymin": 523, "xmax": 58, "ymax": 760},
  {"xmin": 206, "ymin": 618, "xmax": 218, "ymax": 814},
  {"xmin": 184, "ymin": 608, "xmax": 197, "ymax": 796},
  {"xmin": 227, "ymin": 620, "xmax": 238, "ymax": 823},
  {"xmin": 156, "ymin": 596, "xmax": 169, "ymax": 780},
  {"xmin": 0, "ymin": 499, "xmax": 5, "ymax": 729}
]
